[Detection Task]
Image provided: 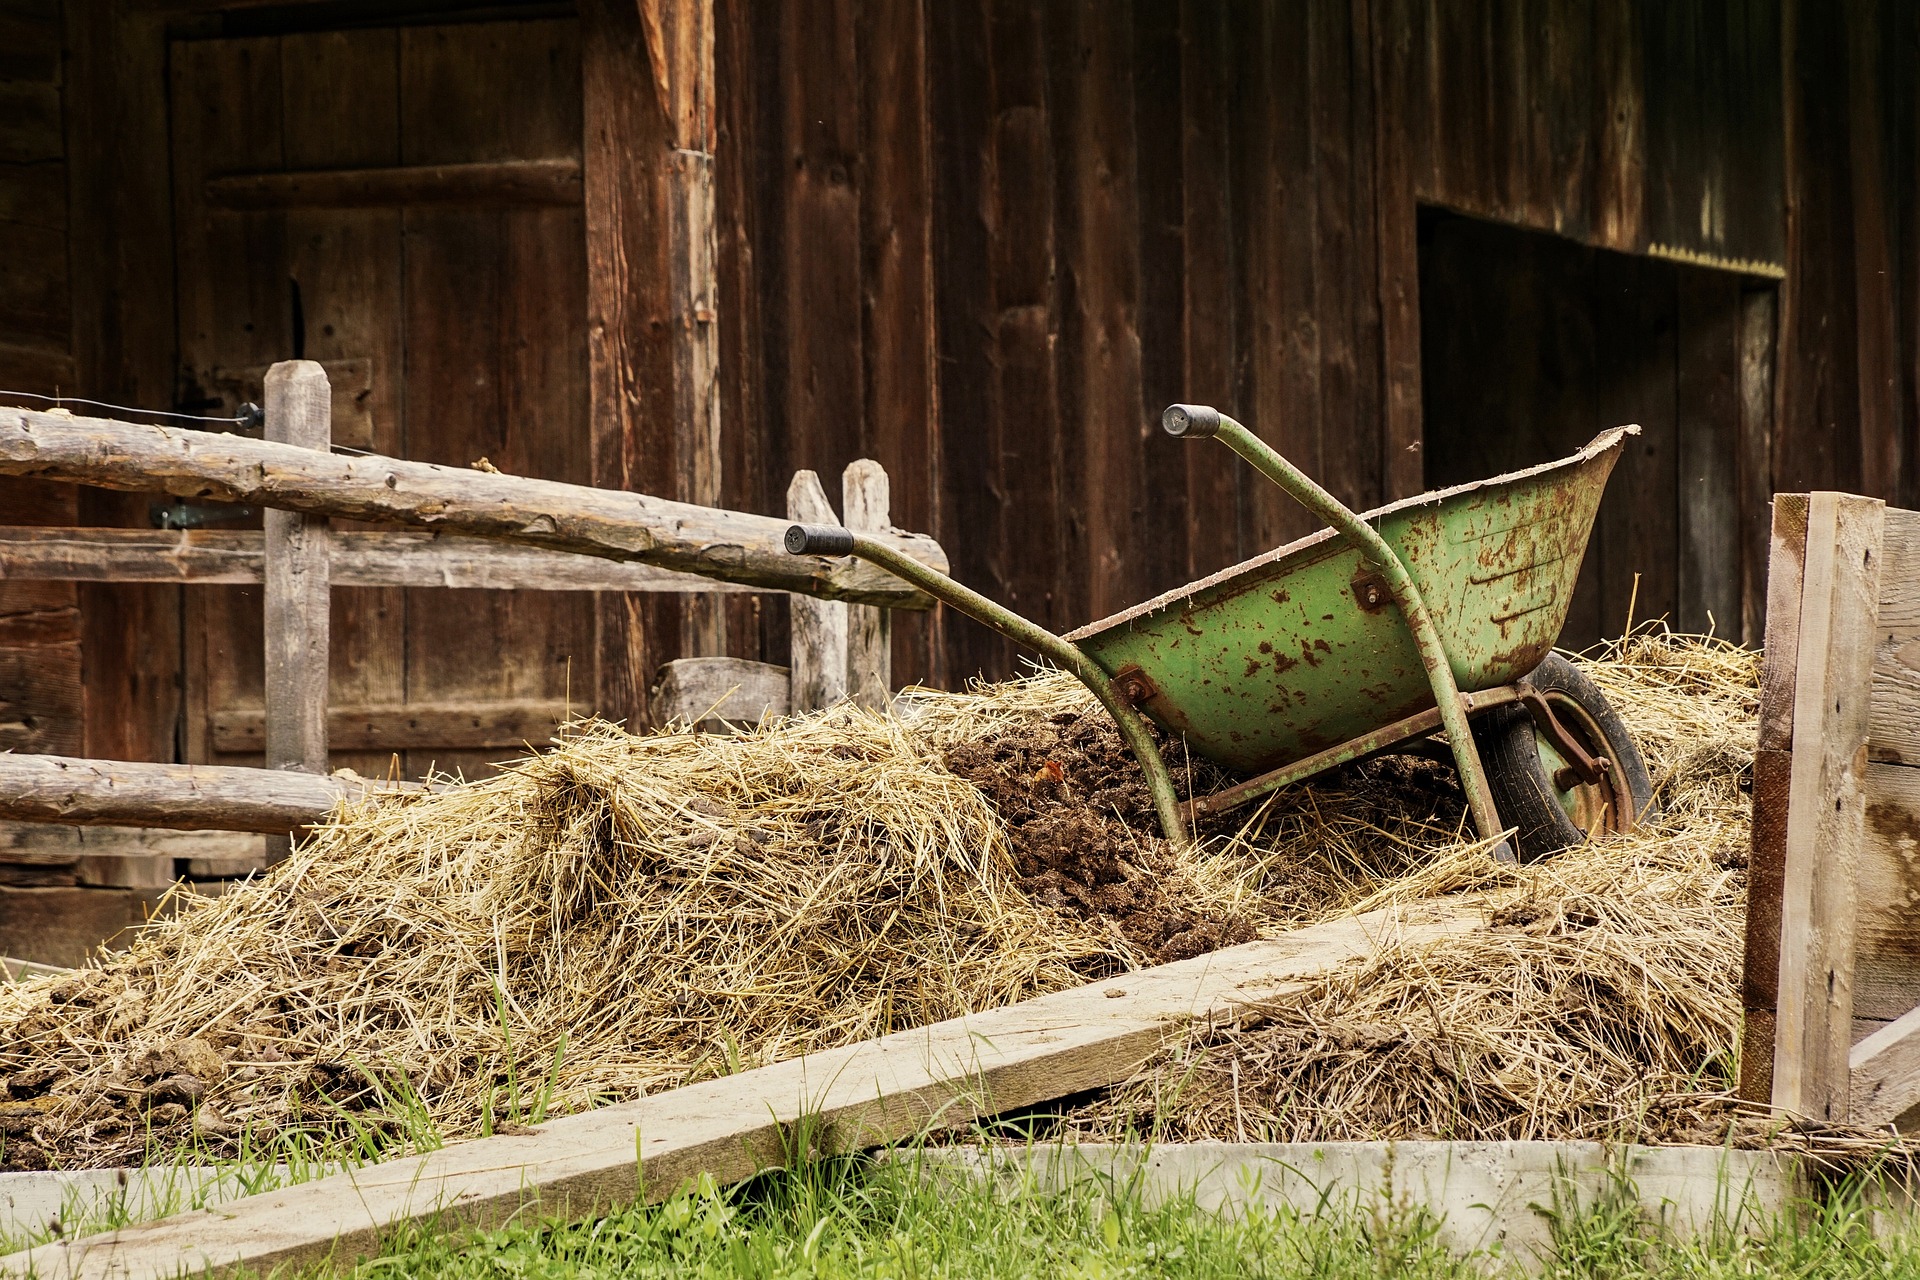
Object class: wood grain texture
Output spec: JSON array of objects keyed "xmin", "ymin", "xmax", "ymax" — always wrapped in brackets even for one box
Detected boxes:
[
  {"xmin": 0, "ymin": 410, "xmax": 946, "ymax": 605},
  {"xmin": 786, "ymin": 470, "xmax": 847, "ymax": 711},
  {"xmin": 204, "ymin": 159, "xmax": 583, "ymax": 210},
  {"xmin": 262, "ymin": 361, "xmax": 331, "ymax": 777},
  {"xmin": 647, "ymin": 656, "xmax": 789, "ymax": 729},
  {"xmin": 842, "ymin": 460, "xmax": 891, "ymax": 710},
  {"xmin": 1869, "ymin": 508, "xmax": 1919, "ymax": 765},
  {"xmin": 1675, "ymin": 268, "xmax": 1741, "ymax": 636},
  {"xmin": 1850, "ymin": 996, "xmax": 1920, "ymax": 1128},
  {"xmin": 0, "ymin": 896, "xmax": 1489, "ymax": 1280},
  {"xmin": 212, "ymin": 701, "xmax": 572, "ymax": 753},
  {"xmin": 1852, "ymin": 760, "xmax": 1920, "ymax": 1024},
  {"xmin": 0, "ymin": 528, "xmax": 767, "ymax": 593},
  {"xmin": 1770, "ymin": 492, "xmax": 1884, "ymax": 1123},
  {"xmin": 0, "ymin": 753, "xmax": 421, "ymax": 834}
]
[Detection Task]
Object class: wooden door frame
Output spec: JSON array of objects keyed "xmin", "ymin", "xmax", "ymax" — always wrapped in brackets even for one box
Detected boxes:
[{"xmin": 63, "ymin": 0, "xmax": 717, "ymax": 762}]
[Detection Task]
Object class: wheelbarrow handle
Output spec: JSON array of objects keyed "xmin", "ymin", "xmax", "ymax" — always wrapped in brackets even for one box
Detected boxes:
[
  {"xmin": 1161, "ymin": 403, "xmax": 1513, "ymax": 860},
  {"xmin": 784, "ymin": 523, "xmax": 1193, "ymax": 850}
]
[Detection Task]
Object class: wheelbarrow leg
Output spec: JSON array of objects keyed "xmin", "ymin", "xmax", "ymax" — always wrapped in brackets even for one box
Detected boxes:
[
  {"xmin": 783, "ymin": 524, "xmax": 1193, "ymax": 850},
  {"xmin": 1163, "ymin": 404, "xmax": 1514, "ymax": 861}
]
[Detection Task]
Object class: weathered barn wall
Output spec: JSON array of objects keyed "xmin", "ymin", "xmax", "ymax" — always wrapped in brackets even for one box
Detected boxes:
[
  {"xmin": 0, "ymin": 0, "xmax": 83, "ymax": 762},
  {"xmin": 12, "ymin": 0, "xmax": 1919, "ymax": 715},
  {"xmin": 713, "ymin": 0, "xmax": 1838, "ymax": 686}
]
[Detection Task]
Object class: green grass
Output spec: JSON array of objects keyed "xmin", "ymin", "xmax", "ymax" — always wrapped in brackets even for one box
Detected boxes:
[{"xmin": 343, "ymin": 1149, "xmax": 1920, "ymax": 1280}]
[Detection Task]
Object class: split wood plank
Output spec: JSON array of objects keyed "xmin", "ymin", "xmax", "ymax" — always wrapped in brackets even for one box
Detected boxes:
[
  {"xmin": 1869, "ymin": 507, "xmax": 1920, "ymax": 765},
  {"xmin": 1770, "ymin": 491, "xmax": 1885, "ymax": 1123},
  {"xmin": 0, "ymin": 754, "xmax": 421, "ymax": 834},
  {"xmin": 0, "ymin": 897, "xmax": 1489, "ymax": 1279},
  {"xmin": 204, "ymin": 159, "xmax": 582, "ymax": 210},
  {"xmin": 843, "ymin": 460, "xmax": 891, "ymax": 710},
  {"xmin": 1849, "ymin": 760, "xmax": 1920, "ymax": 1022},
  {"xmin": 1852, "ymin": 972, "xmax": 1920, "ymax": 1127},
  {"xmin": 787, "ymin": 471, "xmax": 848, "ymax": 711},
  {"xmin": 647, "ymin": 656, "xmax": 790, "ymax": 729},
  {"xmin": 0, "ymin": 409, "xmax": 948, "ymax": 607},
  {"xmin": 211, "ymin": 700, "xmax": 572, "ymax": 754},
  {"xmin": 0, "ymin": 528, "xmax": 765, "ymax": 593}
]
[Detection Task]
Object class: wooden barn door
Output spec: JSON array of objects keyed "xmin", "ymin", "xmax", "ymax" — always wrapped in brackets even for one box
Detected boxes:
[{"xmin": 168, "ymin": 17, "xmax": 592, "ymax": 780}]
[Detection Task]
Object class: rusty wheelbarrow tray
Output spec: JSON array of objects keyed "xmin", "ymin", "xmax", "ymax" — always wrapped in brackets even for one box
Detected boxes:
[{"xmin": 787, "ymin": 406, "xmax": 1648, "ymax": 860}]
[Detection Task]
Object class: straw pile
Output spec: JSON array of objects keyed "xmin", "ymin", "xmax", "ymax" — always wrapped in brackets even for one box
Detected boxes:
[
  {"xmin": 1051, "ymin": 631, "xmax": 1767, "ymax": 1147},
  {"xmin": 0, "ymin": 632, "xmax": 1816, "ymax": 1172}
]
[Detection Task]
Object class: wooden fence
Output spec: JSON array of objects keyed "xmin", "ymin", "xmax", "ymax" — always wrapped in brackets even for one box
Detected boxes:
[
  {"xmin": 0, "ymin": 363, "xmax": 946, "ymax": 943},
  {"xmin": 1741, "ymin": 491, "xmax": 1920, "ymax": 1128}
]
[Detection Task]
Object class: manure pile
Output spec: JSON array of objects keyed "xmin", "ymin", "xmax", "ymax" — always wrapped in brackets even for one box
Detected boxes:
[{"xmin": 0, "ymin": 635, "xmax": 1798, "ymax": 1171}]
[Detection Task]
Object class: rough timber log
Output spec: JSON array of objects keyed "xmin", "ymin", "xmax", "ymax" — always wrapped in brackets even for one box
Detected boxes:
[
  {"xmin": 0, "ymin": 409, "xmax": 947, "ymax": 607},
  {"xmin": 0, "ymin": 754, "xmax": 420, "ymax": 834}
]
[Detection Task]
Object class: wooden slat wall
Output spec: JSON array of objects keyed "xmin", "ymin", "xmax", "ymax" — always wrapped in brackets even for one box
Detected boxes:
[{"xmin": 0, "ymin": 0, "xmax": 81, "ymax": 760}]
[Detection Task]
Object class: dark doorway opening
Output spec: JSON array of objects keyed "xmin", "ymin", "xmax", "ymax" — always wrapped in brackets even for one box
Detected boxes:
[{"xmin": 1418, "ymin": 210, "xmax": 1777, "ymax": 649}]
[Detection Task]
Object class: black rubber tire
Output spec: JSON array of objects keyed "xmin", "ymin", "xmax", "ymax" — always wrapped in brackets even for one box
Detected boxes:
[{"xmin": 1470, "ymin": 653, "xmax": 1656, "ymax": 862}]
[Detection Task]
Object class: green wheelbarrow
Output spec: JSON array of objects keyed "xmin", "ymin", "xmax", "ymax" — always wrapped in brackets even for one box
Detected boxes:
[{"xmin": 786, "ymin": 406, "xmax": 1653, "ymax": 862}]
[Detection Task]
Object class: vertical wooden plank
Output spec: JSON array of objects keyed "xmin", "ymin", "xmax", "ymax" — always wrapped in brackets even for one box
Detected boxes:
[
  {"xmin": 263, "ymin": 361, "xmax": 330, "ymax": 862},
  {"xmin": 1048, "ymin": 0, "xmax": 1146, "ymax": 621},
  {"xmin": 855, "ymin": 0, "xmax": 941, "ymax": 687},
  {"xmin": 1591, "ymin": 0, "xmax": 1646, "ymax": 253},
  {"xmin": 1593, "ymin": 252, "xmax": 1678, "ymax": 636},
  {"xmin": 1675, "ymin": 265, "xmax": 1742, "ymax": 637},
  {"xmin": 925, "ymin": 0, "xmax": 1000, "ymax": 685},
  {"xmin": 262, "ymin": 361, "xmax": 331, "ymax": 777},
  {"xmin": 1313, "ymin": 0, "xmax": 1382, "ymax": 515},
  {"xmin": 68, "ymin": 5, "xmax": 180, "ymax": 766},
  {"xmin": 1542, "ymin": 0, "xmax": 1593, "ymax": 242},
  {"xmin": 279, "ymin": 26, "xmax": 405, "ymax": 783},
  {"xmin": 400, "ymin": 19, "xmax": 592, "ymax": 778},
  {"xmin": 842, "ymin": 460, "xmax": 891, "ymax": 709},
  {"xmin": 168, "ymin": 33, "xmax": 288, "ymax": 769},
  {"xmin": 1372, "ymin": 0, "xmax": 1426, "ymax": 502},
  {"xmin": 1739, "ymin": 288, "xmax": 1779, "ymax": 645},
  {"xmin": 1132, "ymin": 0, "xmax": 1189, "ymax": 594},
  {"xmin": 779, "ymin": 0, "xmax": 865, "ymax": 479},
  {"xmin": 988, "ymin": 0, "xmax": 1063, "ymax": 636},
  {"xmin": 1843, "ymin": 0, "xmax": 1898, "ymax": 504},
  {"xmin": 1741, "ymin": 492, "xmax": 1808, "ymax": 1105},
  {"xmin": 584, "ymin": 0, "xmax": 677, "ymax": 724},
  {"xmin": 786, "ymin": 471, "xmax": 847, "ymax": 710},
  {"xmin": 644, "ymin": 0, "xmax": 726, "ymax": 659},
  {"xmin": 1770, "ymin": 491, "xmax": 1885, "ymax": 1123},
  {"xmin": 1181, "ymin": 0, "xmax": 1245, "ymax": 568}
]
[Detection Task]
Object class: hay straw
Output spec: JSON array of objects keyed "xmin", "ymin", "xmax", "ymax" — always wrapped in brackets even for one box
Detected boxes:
[
  {"xmin": 0, "ymin": 630, "xmax": 1874, "ymax": 1170},
  {"xmin": 1053, "ymin": 631, "xmax": 1778, "ymax": 1148}
]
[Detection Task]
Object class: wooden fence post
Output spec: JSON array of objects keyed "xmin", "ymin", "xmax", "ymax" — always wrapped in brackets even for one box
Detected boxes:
[
  {"xmin": 1766, "ymin": 491, "xmax": 1885, "ymax": 1122},
  {"xmin": 843, "ymin": 460, "xmax": 892, "ymax": 710},
  {"xmin": 786, "ymin": 471, "xmax": 847, "ymax": 711},
  {"xmin": 262, "ymin": 361, "xmax": 331, "ymax": 861}
]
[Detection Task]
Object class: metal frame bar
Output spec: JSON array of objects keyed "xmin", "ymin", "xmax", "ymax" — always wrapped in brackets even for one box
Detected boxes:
[{"xmin": 1162, "ymin": 405, "xmax": 1512, "ymax": 857}]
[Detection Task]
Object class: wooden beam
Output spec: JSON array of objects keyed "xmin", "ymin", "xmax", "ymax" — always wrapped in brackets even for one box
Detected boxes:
[
  {"xmin": 843, "ymin": 461, "xmax": 892, "ymax": 710},
  {"xmin": 204, "ymin": 159, "xmax": 583, "ymax": 210},
  {"xmin": 211, "ymin": 700, "xmax": 572, "ymax": 753},
  {"xmin": 786, "ymin": 471, "xmax": 847, "ymax": 712},
  {"xmin": 1771, "ymin": 491, "xmax": 1885, "ymax": 1123},
  {"xmin": 0, "ymin": 528, "xmax": 770, "ymax": 593},
  {"xmin": 0, "ymin": 753, "xmax": 420, "ymax": 834},
  {"xmin": 0, "ymin": 898, "xmax": 1488, "ymax": 1279},
  {"xmin": 0, "ymin": 408, "xmax": 947, "ymax": 606},
  {"xmin": 1852, "ymin": 994, "xmax": 1920, "ymax": 1128}
]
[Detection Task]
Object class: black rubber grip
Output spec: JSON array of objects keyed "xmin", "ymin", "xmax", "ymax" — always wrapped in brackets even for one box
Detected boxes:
[
  {"xmin": 1161, "ymin": 403, "xmax": 1223, "ymax": 438},
  {"xmin": 785, "ymin": 523, "xmax": 855, "ymax": 556}
]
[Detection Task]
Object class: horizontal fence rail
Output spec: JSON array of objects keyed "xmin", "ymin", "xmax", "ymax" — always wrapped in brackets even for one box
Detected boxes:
[{"xmin": 0, "ymin": 406, "xmax": 946, "ymax": 607}]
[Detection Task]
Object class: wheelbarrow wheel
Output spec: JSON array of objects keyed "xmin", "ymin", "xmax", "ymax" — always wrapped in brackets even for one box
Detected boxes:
[{"xmin": 1471, "ymin": 654, "xmax": 1655, "ymax": 862}]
